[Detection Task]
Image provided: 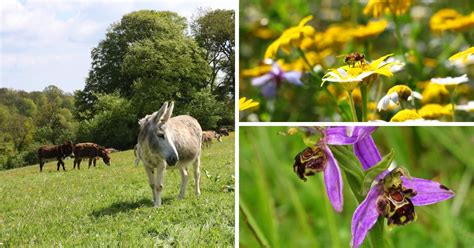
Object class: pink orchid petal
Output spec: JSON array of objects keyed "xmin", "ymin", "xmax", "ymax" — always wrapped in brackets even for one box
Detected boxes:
[
  {"xmin": 353, "ymin": 136, "xmax": 382, "ymax": 170},
  {"xmin": 401, "ymin": 176, "xmax": 455, "ymax": 206},
  {"xmin": 325, "ymin": 127, "xmax": 378, "ymax": 145},
  {"xmin": 323, "ymin": 145, "xmax": 343, "ymax": 212},
  {"xmin": 351, "ymin": 186, "xmax": 381, "ymax": 248}
]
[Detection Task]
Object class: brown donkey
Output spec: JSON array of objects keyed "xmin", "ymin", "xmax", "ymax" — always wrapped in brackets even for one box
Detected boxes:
[{"xmin": 73, "ymin": 143, "xmax": 111, "ymax": 169}]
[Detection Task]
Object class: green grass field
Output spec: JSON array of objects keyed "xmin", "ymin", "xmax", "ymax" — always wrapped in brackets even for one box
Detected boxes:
[
  {"xmin": 240, "ymin": 127, "xmax": 474, "ymax": 248},
  {"xmin": 0, "ymin": 134, "xmax": 235, "ymax": 247}
]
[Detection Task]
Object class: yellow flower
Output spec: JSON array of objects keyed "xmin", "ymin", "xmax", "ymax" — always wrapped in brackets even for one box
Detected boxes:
[
  {"xmin": 264, "ymin": 16, "xmax": 316, "ymax": 59},
  {"xmin": 421, "ymin": 83, "xmax": 450, "ymax": 104},
  {"xmin": 449, "ymin": 47, "xmax": 474, "ymax": 64},
  {"xmin": 241, "ymin": 64, "xmax": 272, "ymax": 78},
  {"xmin": 239, "ymin": 97, "xmax": 259, "ymax": 111},
  {"xmin": 314, "ymin": 24, "xmax": 353, "ymax": 51},
  {"xmin": 322, "ymin": 54, "xmax": 397, "ymax": 90},
  {"xmin": 377, "ymin": 85, "xmax": 422, "ymax": 111},
  {"xmin": 430, "ymin": 9, "xmax": 474, "ymax": 33},
  {"xmin": 352, "ymin": 20, "xmax": 388, "ymax": 41},
  {"xmin": 390, "ymin": 109, "xmax": 423, "ymax": 122},
  {"xmin": 363, "ymin": 0, "xmax": 415, "ymax": 18},
  {"xmin": 418, "ymin": 104, "xmax": 452, "ymax": 119}
]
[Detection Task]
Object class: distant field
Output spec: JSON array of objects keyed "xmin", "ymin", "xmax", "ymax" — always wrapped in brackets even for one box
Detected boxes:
[{"xmin": 0, "ymin": 134, "xmax": 235, "ymax": 247}]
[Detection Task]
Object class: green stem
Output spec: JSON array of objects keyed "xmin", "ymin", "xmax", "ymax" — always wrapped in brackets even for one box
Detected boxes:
[
  {"xmin": 368, "ymin": 218, "xmax": 385, "ymax": 248},
  {"xmin": 297, "ymin": 48, "xmax": 315, "ymax": 73},
  {"xmin": 450, "ymin": 88, "xmax": 457, "ymax": 122},
  {"xmin": 361, "ymin": 84, "xmax": 368, "ymax": 122},
  {"xmin": 348, "ymin": 90, "xmax": 359, "ymax": 122},
  {"xmin": 240, "ymin": 201, "xmax": 271, "ymax": 247},
  {"xmin": 392, "ymin": 14, "xmax": 407, "ymax": 64}
]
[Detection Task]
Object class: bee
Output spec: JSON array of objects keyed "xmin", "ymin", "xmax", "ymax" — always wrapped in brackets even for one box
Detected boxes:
[{"xmin": 338, "ymin": 52, "xmax": 366, "ymax": 67}]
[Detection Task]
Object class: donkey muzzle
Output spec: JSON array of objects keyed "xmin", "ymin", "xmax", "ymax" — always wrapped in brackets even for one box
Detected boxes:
[{"xmin": 166, "ymin": 155, "xmax": 178, "ymax": 166}]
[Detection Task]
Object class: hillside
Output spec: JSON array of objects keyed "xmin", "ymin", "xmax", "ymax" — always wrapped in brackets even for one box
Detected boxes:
[{"xmin": 0, "ymin": 134, "xmax": 235, "ymax": 247}]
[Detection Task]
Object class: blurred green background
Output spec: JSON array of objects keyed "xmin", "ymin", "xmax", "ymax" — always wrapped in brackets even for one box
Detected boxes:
[
  {"xmin": 240, "ymin": 0, "xmax": 474, "ymax": 121},
  {"xmin": 239, "ymin": 126, "xmax": 474, "ymax": 247}
]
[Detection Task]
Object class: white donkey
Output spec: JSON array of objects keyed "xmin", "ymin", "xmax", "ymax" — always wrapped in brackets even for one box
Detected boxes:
[{"xmin": 136, "ymin": 101, "xmax": 202, "ymax": 207}]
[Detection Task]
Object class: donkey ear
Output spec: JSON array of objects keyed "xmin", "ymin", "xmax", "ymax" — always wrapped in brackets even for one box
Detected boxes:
[
  {"xmin": 162, "ymin": 101, "xmax": 174, "ymax": 121},
  {"xmin": 154, "ymin": 102, "xmax": 169, "ymax": 124}
]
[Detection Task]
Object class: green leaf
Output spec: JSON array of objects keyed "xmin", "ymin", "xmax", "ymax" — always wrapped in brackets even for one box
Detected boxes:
[
  {"xmin": 330, "ymin": 146, "xmax": 365, "ymax": 185},
  {"xmin": 361, "ymin": 149, "xmax": 395, "ymax": 195}
]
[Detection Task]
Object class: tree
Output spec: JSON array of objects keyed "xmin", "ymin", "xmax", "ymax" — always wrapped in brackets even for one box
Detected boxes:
[
  {"xmin": 84, "ymin": 10, "xmax": 188, "ymax": 97},
  {"xmin": 125, "ymin": 37, "xmax": 211, "ymax": 118},
  {"xmin": 191, "ymin": 9, "xmax": 235, "ymax": 100},
  {"xmin": 76, "ymin": 94, "xmax": 136, "ymax": 150}
]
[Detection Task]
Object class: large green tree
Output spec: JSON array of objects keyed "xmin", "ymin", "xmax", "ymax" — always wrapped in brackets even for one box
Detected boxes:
[
  {"xmin": 191, "ymin": 9, "xmax": 235, "ymax": 100},
  {"xmin": 75, "ymin": 10, "xmax": 206, "ymax": 119}
]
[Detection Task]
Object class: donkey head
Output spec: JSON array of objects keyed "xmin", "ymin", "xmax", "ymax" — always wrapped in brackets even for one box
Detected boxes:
[
  {"xmin": 151, "ymin": 101, "xmax": 179, "ymax": 166},
  {"xmin": 99, "ymin": 147, "xmax": 111, "ymax": 165}
]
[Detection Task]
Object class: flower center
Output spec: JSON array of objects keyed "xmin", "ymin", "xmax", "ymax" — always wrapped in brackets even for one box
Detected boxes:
[{"xmin": 376, "ymin": 169, "xmax": 418, "ymax": 226}]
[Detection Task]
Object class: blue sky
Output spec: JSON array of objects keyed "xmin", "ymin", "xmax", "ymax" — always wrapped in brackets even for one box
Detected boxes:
[{"xmin": 0, "ymin": 0, "xmax": 235, "ymax": 93}]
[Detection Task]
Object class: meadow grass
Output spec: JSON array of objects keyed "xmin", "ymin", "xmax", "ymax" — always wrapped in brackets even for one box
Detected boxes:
[
  {"xmin": 0, "ymin": 134, "xmax": 235, "ymax": 247},
  {"xmin": 239, "ymin": 127, "xmax": 474, "ymax": 248}
]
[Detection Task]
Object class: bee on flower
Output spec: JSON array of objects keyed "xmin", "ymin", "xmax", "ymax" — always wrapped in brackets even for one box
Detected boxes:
[{"xmin": 322, "ymin": 54, "xmax": 399, "ymax": 89}]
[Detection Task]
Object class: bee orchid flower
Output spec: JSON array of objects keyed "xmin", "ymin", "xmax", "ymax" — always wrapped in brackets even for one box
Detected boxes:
[
  {"xmin": 351, "ymin": 161, "xmax": 455, "ymax": 248},
  {"xmin": 293, "ymin": 126, "xmax": 380, "ymax": 212}
]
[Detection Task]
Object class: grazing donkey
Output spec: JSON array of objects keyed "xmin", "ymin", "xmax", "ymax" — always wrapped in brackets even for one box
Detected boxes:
[
  {"xmin": 202, "ymin": 131, "xmax": 222, "ymax": 148},
  {"xmin": 136, "ymin": 101, "xmax": 202, "ymax": 207},
  {"xmin": 73, "ymin": 143, "xmax": 110, "ymax": 169},
  {"xmin": 38, "ymin": 141, "xmax": 74, "ymax": 172}
]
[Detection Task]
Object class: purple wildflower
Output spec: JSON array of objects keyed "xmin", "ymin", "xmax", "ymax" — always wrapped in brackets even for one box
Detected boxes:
[
  {"xmin": 252, "ymin": 62, "xmax": 303, "ymax": 98},
  {"xmin": 293, "ymin": 127, "xmax": 379, "ymax": 212},
  {"xmin": 351, "ymin": 158, "xmax": 455, "ymax": 248}
]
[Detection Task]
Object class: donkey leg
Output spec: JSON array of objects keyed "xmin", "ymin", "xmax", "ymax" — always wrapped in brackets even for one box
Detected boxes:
[
  {"xmin": 61, "ymin": 159, "xmax": 66, "ymax": 171},
  {"xmin": 154, "ymin": 165, "xmax": 165, "ymax": 207},
  {"xmin": 193, "ymin": 157, "xmax": 201, "ymax": 196},
  {"xmin": 144, "ymin": 165, "xmax": 156, "ymax": 205},
  {"xmin": 78, "ymin": 159, "xmax": 82, "ymax": 170},
  {"xmin": 39, "ymin": 161, "xmax": 44, "ymax": 172},
  {"xmin": 88, "ymin": 158, "xmax": 92, "ymax": 168},
  {"xmin": 57, "ymin": 159, "xmax": 60, "ymax": 171},
  {"xmin": 178, "ymin": 167, "xmax": 189, "ymax": 199}
]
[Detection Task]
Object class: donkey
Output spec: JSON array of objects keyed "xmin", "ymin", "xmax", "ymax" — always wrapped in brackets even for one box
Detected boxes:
[
  {"xmin": 73, "ymin": 143, "xmax": 111, "ymax": 169},
  {"xmin": 38, "ymin": 141, "xmax": 74, "ymax": 172},
  {"xmin": 136, "ymin": 101, "xmax": 202, "ymax": 207},
  {"xmin": 202, "ymin": 131, "xmax": 222, "ymax": 148}
]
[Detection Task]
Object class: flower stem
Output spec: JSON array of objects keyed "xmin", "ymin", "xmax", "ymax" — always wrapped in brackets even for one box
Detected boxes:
[
  {"xmin": 361, "ymin": 84, "xmax": 368, "ymax": 122},
  {"xmin": 368, "ymin": 217, "xmax": 385, "ymax": 248},
  {"xmin": 348, "ymin": 90, "xmax": 359, "ymax": 122},
  {"xmin": 392, "ymin": 14, "xmax": 407, "ymax": 64},
  {"xmin": 450, "ymin": 88, "xmax": 457, "ymax": 122}
]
